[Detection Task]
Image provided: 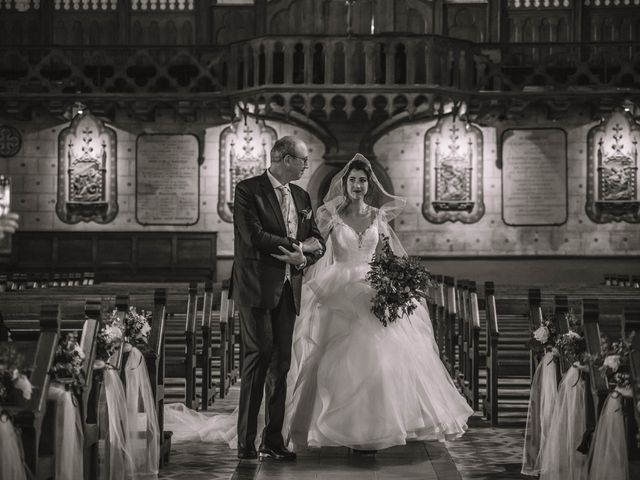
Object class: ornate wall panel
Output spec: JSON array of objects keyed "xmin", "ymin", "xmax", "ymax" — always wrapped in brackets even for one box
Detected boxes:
[
  {"xmin": 218, "ymin": 116, "xmax": 277, "ymax": 223},
  {"xmin": 0, "ymin": 125, "xmax": 21, "ymax": 157},
  {"xmin": 423, "ymin": 115, "xmax": 484, "ymax": 223},
  {"xmin": 586, "ymin": 109, "xmax": 640, "ymax": 223},
  {"xmin": 56, "ymin": 110, "xmax": 118, "ymax": 224}
]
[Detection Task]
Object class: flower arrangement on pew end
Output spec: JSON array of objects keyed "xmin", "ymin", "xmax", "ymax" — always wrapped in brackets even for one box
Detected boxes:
[
  {"xmin": 123, "ymin": 306, "xmax": 152, "ymax": 351},
  {"xmin": 366, "ymin": 235, "xmax": 434, "ymax": 327},
  {"xmin": 95, "ymin": 311, "xmax": 125, "ymax": 370},
  {"xmin": 553, "ymin": 311, "xmax": 588, "ymax": 367},
  {"xmin": 50, "ymin": 332, "xmax": 86, "ymax": 397},
  {"xmin": 526, "ymin": 313, "xmax": 558, "ymax": 356},
  {"xmin": 591, "ymin": 331, "xmax": 635, "ymax": 398},
  {"xmin": 0, "ymin": 344, "xmax": 32, "ymax": 404}
]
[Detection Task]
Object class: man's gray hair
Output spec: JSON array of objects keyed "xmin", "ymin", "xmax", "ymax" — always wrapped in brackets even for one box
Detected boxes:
[{"xmin": 270, "ymin": 136, "xmax": 298, "ymax": 163}]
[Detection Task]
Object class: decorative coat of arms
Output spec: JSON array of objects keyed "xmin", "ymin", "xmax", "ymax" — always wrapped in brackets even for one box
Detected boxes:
[
  {"xmin": 56, "ymin": 111, "xmax": 118, "ymax": 224},
  {"xmin": 218, "ymin": 116, "xmax": 277, "ymax": 223},
  {"xmin": 423, "ymin": 115, "xmax": 484, "ymax": 223},
  {"xmin": 587, "ymin": 110, "xmax": 640, "ymax": 223}
]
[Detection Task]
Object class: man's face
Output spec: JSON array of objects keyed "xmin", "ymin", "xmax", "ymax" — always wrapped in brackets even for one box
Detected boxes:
[{"xmin": 283, "ymin": 142, "xmax": 309, "ymax": 181}]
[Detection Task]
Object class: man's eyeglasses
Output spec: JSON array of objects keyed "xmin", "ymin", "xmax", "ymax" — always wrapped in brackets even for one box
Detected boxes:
[{"xmin": 286, "ymin": 153, "xmax": 309, "ymax": 165}]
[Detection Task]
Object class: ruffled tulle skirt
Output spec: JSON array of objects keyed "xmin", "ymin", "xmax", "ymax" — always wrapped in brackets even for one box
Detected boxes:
[{"xmin": 284, "ymin": 261, "xmax": 473, "ymax": 451}]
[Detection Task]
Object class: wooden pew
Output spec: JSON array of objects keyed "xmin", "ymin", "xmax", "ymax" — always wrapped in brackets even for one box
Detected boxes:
[
  {"xmin": 0, "ymin": 305, "xmax": 61, "ymax": 479},
  {"xmin": 582, "ymin": 298, "xmax": 609, "ymax": 445},
  {"xmin": 224, "ymin": 280, "xmax": 239, "ymax": 387},
  {"xmin": 528, "ymin": 288, "xmax": 543, "ymax": 377},
  {"xmin": 456, "ymin": 280, "xmax": 469, "ymax": 387},
  {"xmin": 146, "ymin": 289, "xmax": 171, "ymax": 465},
  {"xmin": 483, "ymin": 282, "xmax": 500, "ymax": 426},
  {"xmin": 461, "ymin": 281, "xmax": 481, "ymax": 411},
  {"xmin": 165, "ymin": 282, "xmax": 199, "ymax": 409},
  {"xmin": 443, "ymin": 276, "xmax": 457, "ymax": 376},
  {"xmin": 197, "ymin": 281, "xmax": 216, "ymax": 410}
]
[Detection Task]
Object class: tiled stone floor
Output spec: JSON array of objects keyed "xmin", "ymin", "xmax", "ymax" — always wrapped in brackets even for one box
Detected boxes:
[{"xmin": 158, "ymin": 383, "xmax": 534, "ymax": 480}]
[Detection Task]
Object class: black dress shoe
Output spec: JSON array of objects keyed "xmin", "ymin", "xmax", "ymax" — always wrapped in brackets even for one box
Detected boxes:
[
  {"xmin": 258, "ymin": 444, "xmax": 297, "ymax": 462},
  {"xmin": 237, "ymin": 445, "xmax": 257, "ymax": 460}
]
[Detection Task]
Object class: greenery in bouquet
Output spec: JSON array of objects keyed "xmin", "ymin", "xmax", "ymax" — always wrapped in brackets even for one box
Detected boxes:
[
  {"xmin": 366, "ymin": 235, "xmax": 434, "ymax": 327},
  {"xmin": 0, "ymin": 343, "xmax": 32, "ymax": 403},
  {"xmin": 553, "ymin": 310, "xmax": 587, "ymax": 366},
  {"xmin": 592, "ymin": 331, "xmax": 635, "ymax": 395},
  {"xmin": 124, "ymin": 306, "xmax": 152, "ymax": 349},
  {"xmin": 95, "ymin": 310, "xmax": 125, "ymax": 367},
  {"xmin": 526, "ymin": 312, "xmax": 558, "ymax": 355},
  {"xmin": 50, "ymin": 332, "xmax": 86, "ymax": 396}
]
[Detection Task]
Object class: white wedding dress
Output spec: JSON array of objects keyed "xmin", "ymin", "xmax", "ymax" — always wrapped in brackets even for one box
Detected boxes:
[{"xmin": 283, "ymin": 212, "xmax": 473, "ymax": 450}]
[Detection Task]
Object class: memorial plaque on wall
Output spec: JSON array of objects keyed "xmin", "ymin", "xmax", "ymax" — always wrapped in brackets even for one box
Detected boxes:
[
  {"xmin": 502, "ymin": 128, "xmax": 567, "ymax": 226},
  {"xmin": 136, "ymin": 134, "xmax": 200, "ymax": 225}
]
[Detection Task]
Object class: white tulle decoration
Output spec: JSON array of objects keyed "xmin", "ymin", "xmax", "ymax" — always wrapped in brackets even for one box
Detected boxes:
[
  {"xmin": 522, "ymin": 350, "xmax": 558, "ymax": 476},
  {"xmin": 0, "ymin": 416, "xmax": 27, "ymax": 480},
  {"xmin": 125, "ymin": 346, "xmax": 160, "ymax": 478},
  {"xmin": 100, "ymin": 367, "xmax": 135, "ymax": 480},
  {"xmin": 164, "ymin": 403, "xmax": 237, "ymax": 447},
  {"xmin": 48, "ymin": 383, "xmax": 84, "ymax": 480},
  {"xmin": 588, "ymin": 392, "xmax": 629, "ymax": 480},
  {"xmin": 540, "ymin": 365, "xmax": 587, "ymax": 480}
]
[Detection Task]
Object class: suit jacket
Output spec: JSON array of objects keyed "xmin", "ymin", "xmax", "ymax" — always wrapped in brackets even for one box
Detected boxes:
[{"xmin": 230, "ymin": 172, "xmax": 325, "ymax": 314}]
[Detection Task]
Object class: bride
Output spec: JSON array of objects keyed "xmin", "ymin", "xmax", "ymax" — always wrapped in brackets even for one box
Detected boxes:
[
  {"xmin": 164, "ymin": 153, "xmax": 472, "ymax": 452},
  {"xmin": 283, "ymin": 153, "xmax": 472, "ymax": 451}
]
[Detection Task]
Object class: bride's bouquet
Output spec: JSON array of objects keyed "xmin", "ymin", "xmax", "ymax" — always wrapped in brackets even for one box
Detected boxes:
[{"xmin": 366, "ymin": 235, "xmax": 434, "ymax": 327}]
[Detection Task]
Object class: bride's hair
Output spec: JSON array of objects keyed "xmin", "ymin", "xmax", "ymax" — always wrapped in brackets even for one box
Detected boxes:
[{"xmin": 340, "ymin": 159, "xmax": 373, "ymax": 208}]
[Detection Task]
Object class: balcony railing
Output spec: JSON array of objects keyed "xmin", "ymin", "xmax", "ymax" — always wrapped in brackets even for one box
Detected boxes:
[{"xmin": 1, "ymin": 36, "xmax": 639, "ymax": 97}]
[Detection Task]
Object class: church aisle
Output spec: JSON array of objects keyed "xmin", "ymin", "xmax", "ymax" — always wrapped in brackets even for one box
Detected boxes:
[{"xmin": 157, "ymin": 383, "xmax": 534, "ymax": 480}]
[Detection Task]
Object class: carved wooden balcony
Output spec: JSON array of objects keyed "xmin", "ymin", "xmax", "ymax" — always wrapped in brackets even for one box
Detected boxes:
[{"xmin": 1, "ymin": 36, "xmax": 640, "ymax": 120}]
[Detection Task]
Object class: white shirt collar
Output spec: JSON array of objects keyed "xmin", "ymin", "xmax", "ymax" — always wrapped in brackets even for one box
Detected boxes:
[{"xmin": 267, "ymin": 168, "xmax": 288, "ymax": 191}]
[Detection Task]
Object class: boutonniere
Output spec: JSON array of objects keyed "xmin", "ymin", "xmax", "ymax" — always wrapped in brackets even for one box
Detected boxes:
[{"xmin": 299, "ymin": 208, "xmax": 313, "ymax": 221}]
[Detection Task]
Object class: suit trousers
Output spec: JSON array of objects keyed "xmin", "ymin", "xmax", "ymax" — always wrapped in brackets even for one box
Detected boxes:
[{"xmin": 237, "ymin": 281, "xmax": 296, "ymax": 449}]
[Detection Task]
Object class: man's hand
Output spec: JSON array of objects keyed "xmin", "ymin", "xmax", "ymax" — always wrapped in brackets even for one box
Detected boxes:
[
  {"xmin": 301, "ymin": 237, "xmax": 323, "ymax": 255},
  {"xmin": 271, "ymin": 242, "xmax": 306, "ymax": 266}
]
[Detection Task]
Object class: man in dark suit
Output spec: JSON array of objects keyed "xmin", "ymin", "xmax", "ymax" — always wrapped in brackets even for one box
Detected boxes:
[{"xmin": 231, "ymin": 136, "xmax": 325, "ymax": 461}]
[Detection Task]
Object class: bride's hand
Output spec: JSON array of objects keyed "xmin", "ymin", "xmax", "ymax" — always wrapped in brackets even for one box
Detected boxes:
[
  {"xmin": 271, "ymin": 242, "xmax": 306, "ymax": 266},
  {"xmin": 301, "ymin": 237, "xmax": 323, "ymax": 254}
]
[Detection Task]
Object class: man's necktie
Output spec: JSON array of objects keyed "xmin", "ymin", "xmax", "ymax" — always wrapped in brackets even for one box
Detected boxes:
[{"xmin": 277, "ymin": 185, "xmax": 293, "ymax": 236}]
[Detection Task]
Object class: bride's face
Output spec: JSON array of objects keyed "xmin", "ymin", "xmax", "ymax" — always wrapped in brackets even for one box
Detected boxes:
[{"xmin": 346, "ymin": 169, "xmax": 369, "ymax": 201}]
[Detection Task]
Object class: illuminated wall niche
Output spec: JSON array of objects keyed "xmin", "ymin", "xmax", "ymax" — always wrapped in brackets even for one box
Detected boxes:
[
  {"xmin": 218, "ymin": 115, "xmax": 277, "ymax": 223},
  {"xmin": 587, "ymin": 109, "xmax": 640, "ymax": 223},
  {"xmin": 56, "ymin": 110, "xmax": 118, "ymax": 224},
  {"xmin": 423, "ymin": 115, "xmax": 484, "ymax": 223}
]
